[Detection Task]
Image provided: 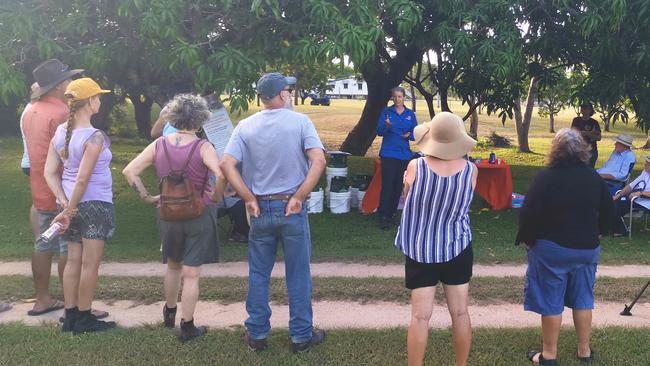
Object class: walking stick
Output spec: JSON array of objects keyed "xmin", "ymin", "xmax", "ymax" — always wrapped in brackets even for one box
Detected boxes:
[{"xmin": 620, "ymin": 278, "xmax": 650, "ymax": 316}]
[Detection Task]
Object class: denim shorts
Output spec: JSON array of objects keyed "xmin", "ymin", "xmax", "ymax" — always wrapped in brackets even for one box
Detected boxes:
[
  {"xmin": 62, "ymin": 201, "xmax": 116, "ymax": 244},
  {"xmin": 35, "ymin": 210, "xmax": 68, "ymax": 255},
  {"xmin": 524, "ymin": 239, "xmax": 600, "ymax": 316}
]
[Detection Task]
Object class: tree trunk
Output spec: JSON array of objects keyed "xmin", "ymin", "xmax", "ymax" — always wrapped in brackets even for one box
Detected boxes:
[
  {"xmin": 603, "ymin": 115, "xmax": 610, "ymax": 132},
  {"xmin": 549, "ymin": 112, "xmax": 555, "ymax": 133},
  {"xmin": 439, "ymin": 86, "xmax": 451, "ymax": 112},
  {"xmin": 92, "ymin": 92, "xmax": 118, "ymax": 131},
  {"xmin": 410, "ymin": 84, "xmax": 416, "ymax": 112},
  {"xmin": 513, "ymin": 77, "xmax": 540, "ymax": 153},
  {"xmin": 340, "ymin": 46, "xmax": 422, "ymax": 155},
  {"xmin": 469, "ymin": 108, "xmax": 479, "ymax": 139},
  {"xmin": 339, "ymin": 83, "xmax": 391, "ymax": 155},
  {"xmin": 424, "ymin": 93, "xmax": 435, "ymax": 118},
  {"xmin": 130, "ymin": 94, "xmax": 154, "ymax": 139}
]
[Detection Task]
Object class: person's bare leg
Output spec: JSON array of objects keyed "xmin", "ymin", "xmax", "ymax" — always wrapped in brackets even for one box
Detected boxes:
[
  {"xmin": 180, "ymin": 265, "xmax": 201, "ymax": 321},
  {"xmin": 164, "ymin": 260, "xmax": 183, "ymax": 308},
  {"xmin": 407, "ymin": 286, "xmax": 435, "ymax": 366},
  {"xmin": 443, "ymin": 284, "xmax": 472, "ymax": 366},
  {"xmin": 29, "ymin": 205, "xmax": 39, "ymax": 237},
  {"xmin": 77, "ymin": 239, "xmax": 104, "ymax": 311},
  {"xmin": 62, "ymin": 242, "xmax": 82, "ymax": 309},
  {"xmin": 573, "ymin": 309, "xmax": 592, "ymax": 358},
  {"xmin": 31, "ymin": 251, "xmax": 55, "ymax": 312},
  {"xmin": 539, "ymin": 314, "xmax": 562, "ymax": 361}
]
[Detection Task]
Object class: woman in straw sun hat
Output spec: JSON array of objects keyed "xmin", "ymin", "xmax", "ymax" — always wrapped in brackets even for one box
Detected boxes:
[
  {"xmin": 395, "ymin": 111, "xmax": 477, "ymax": 366},
  {"xmin": 44, "ymin": 77, "xmax": 115, "ymax": 334}
]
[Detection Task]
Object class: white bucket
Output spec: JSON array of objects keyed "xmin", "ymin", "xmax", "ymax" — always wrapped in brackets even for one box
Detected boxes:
[
  {"xmin": 357, "ymin": 190, "xmax": 366, "ymax": 211},
  {"xmin": 307, "ymin": 189, "xmax": 324, "ymax": 214},
  {"xmin": 326, "ymin": 166, "xmax": 348, "ymax": 193},
  {"xmin": 329, "ymin": 191, "xmax": 351, "ymax": 214},
  {"xmin": 349, "ymin": 187, "xmax": 359, "ymax": 208}
]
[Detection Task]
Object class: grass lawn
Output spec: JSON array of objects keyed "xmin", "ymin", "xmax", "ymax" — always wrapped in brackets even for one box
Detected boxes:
[
  {"xmin": 1, "ymin": 324, "xmax": 649, "ymax": 366},
  {"xmin": 2, "ymin": 99, "xmax": 650, "ymax": 264},
  {"xmin": 1, "ymin": 275, "xmax": 647, "ymax": 306}
]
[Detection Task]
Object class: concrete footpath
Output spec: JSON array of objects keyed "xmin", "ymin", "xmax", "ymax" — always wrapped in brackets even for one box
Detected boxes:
[{"xmin": 2, "ymin": 300, "xmax": 649, "ymax": 329}]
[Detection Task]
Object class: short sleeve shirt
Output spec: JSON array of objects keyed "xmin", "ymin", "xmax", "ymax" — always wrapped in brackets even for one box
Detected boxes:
[
  {"xmin": 224, "ymin": 108, "xmax": 324, "ymax": 196},
  {"xmin": 22, "ymin": 96, "xmax": 70, "ymax": 211},
  {"xmin": 571, "ymin": 117, "xmax": 600, "ymax": 152},
  {"xmin": 629, "ymin": 170, "xmax": 650, "ymax": 192}
]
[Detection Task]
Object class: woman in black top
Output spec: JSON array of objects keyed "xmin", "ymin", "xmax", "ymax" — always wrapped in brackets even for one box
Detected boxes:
[
  {"xmin": 570, "ymin": 103, "xmax": 601, "ymax": 168},
  {"xmin": 516, "ymin": 128, "xmax": 613, "ymax": 366}
]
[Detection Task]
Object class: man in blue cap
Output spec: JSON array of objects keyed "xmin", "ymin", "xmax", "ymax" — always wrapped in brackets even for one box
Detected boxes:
[{"xmin": 221, "ymin": 72, "xmax": 326, "ymax": 353}]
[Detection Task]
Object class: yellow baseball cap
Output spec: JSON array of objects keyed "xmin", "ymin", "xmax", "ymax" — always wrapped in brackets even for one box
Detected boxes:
[{"xmin": 64, "ymin": 77, "xmax": 110, "ymax": 101}]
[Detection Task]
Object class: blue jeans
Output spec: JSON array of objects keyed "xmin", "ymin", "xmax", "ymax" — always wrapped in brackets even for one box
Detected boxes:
[{"xmin": 245, "ymin": 200, "xmax": 313, "ymax": 343}]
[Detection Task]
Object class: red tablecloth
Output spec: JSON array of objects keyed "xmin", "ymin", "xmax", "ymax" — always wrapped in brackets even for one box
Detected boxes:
[{"xmin": 474, "ymin": 160, "xmax": 512, "ymax": 210}]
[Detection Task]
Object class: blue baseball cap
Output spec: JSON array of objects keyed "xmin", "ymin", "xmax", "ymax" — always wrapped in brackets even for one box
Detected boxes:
[{"xmin": 256, "ymin": 72, "xmax": 297, "ymax": 100}]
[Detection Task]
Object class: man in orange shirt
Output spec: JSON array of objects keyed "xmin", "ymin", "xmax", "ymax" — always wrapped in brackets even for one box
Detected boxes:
[{"xmin": 22, "ymin": 59, "xmax": 82, "ymax": 315}]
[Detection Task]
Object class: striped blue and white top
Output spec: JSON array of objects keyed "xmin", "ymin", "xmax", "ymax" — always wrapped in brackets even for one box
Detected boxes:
[{"xmin": 395, "ymin": 158, "xmax": 474, "ymax": 263}]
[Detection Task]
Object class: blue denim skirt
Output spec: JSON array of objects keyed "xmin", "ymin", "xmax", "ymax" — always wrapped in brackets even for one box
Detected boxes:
[{"xmin": 524, "ymin": 239, "xmax": 600, "ymax": 316}]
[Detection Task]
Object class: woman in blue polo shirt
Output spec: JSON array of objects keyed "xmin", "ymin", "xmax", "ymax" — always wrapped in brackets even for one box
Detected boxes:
[{"xmin": 376, "ymin": 87, "xmax": 417, "ymax": 230}]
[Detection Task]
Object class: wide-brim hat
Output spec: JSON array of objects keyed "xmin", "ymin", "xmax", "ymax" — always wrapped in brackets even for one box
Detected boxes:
[
  {"xmin": 414, "ymin": 112, "xmax": 476, "ymax": 160},
  {"xmin": 612, "ymin": 134, "xmax": 634, "ymax": 148},
  {"xmin": 31, "ymin": 59, "xmax": 83, "ymax": 99}
]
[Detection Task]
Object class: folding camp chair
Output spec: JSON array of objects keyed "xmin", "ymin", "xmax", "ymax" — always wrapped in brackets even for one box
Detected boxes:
[
  {"xmin": 605, "ymin": 162, "xmax": 635, "ymax": 196},
  {"xmin": 627, "ymin": 195, "xmax": 650, "ymax": 238}
]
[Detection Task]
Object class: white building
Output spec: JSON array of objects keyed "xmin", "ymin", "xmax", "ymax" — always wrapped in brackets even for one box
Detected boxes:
[{"xmin": 326, "ymin": 77, "xmax": 368, "ymax": 99}]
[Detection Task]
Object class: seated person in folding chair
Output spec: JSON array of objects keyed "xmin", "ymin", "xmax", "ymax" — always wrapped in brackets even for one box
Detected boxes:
[
  {"xmin": 217, "ymin": 185, "xmax": 250, "ymax": 243},
  {"xmin": 612, "ymin": 156, "xmax": 650, "ymax": 236},
  {"xmin": 596, "ymin": 134, "xmax": 636, "ymax": 195}
]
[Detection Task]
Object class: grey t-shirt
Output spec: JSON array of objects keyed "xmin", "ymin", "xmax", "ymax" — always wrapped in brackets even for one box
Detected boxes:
[{"xmin": 224, "ymin": 108, "xmax": 324, "ymax": 196}]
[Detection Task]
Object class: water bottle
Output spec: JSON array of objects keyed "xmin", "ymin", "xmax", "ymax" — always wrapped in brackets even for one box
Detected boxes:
[
  {"xmin": 489, "ymin": 152, "xmax": 496, "ymax": 164},
  {"xmin": 41, "ymin": 222, "xmax": 62, "ymax": 242}
]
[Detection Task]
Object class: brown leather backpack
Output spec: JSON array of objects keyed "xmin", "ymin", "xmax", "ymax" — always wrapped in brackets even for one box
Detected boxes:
[{"xmin": 158, "ymin": 138, "xmax": 207, "ymax": 221}]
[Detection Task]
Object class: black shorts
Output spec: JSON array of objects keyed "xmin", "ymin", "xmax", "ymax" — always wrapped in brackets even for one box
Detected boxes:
[
  {"xmin": 62, "ymin": 201, "xmax": 115, "ymax": 244},
  {"xmin": 405, "ymin": 245, "xmax": 473, "ymax": 289}
]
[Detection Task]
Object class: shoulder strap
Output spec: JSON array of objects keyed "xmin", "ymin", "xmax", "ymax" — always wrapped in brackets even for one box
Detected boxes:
[
  {"xmin": 182, "ymin": 139, "xmax": 204, "ymax": 171},
  {"xmin": 161, "ymin": 137, "xmax": 203, "ymax": 172}
]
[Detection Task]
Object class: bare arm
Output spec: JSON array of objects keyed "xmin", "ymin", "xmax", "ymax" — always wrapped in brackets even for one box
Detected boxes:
[
  {"xmin": 220, "ymin": 154, "xmax": 259, "ymax": 217},
  {"xmin": 122, "ymin": 140, "xmax": 159, "ymax": 205},
  {"xmin": 199, "ymin": 142, "xmax": 226, "ymax": 204},
  {"xmin": 285, "ymin": 148, "xmax": 327, "ymax": 215},
  {"xmin": 44, "ymin": 140, "xmax": 68, "ymax": 208},
  {"xmin": 66, "ymin": 131, "xmax": 105, "ymax": 212},
  {"xmin": 150, "ymin": 110, "xmax": 168, "ymax": 139},
  {"xmin": 402, "ymin": 159, "xmax": 417, "ymax": 198}
]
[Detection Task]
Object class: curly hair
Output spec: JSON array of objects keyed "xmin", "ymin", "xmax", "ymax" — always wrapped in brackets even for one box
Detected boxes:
[
  {"xmin": 166, "ymin": 93, "xmax": 211, "ymax": 131},
  {"xmin": 547, "ymin": 128, "xmax": 591, "ymax": 168}
]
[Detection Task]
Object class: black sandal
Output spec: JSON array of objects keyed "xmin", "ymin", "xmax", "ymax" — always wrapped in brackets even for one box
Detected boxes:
[
  {"xmin": 527, "ymin": 350, "xmax": 559, "ymax": 366},
  {"xmin": 577, "ymin": 349, "xmax": 593, "ymax": 363}
]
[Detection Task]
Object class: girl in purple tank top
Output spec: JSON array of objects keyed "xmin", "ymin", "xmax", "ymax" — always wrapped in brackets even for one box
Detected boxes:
[
  {"xmin": 123, "ymin": 94, "xmax": 227, "ymax": 341},
  {"xmin": 43, "ymin": 78, "xmax": 114, "ymax": 334}
]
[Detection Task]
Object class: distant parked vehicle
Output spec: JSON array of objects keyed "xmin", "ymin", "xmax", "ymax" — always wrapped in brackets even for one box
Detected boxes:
[{"xmin": 309, "ymin": 94, "xmax": 331, "ymax": 106}]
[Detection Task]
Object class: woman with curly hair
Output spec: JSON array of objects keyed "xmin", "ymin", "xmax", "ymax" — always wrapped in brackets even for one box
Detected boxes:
[
  {"xmin": 123, "ymin": 93, "xmax": 226, "ymax": 341},
  {"xmin": 44, "ymin": 78, "xmax": 114, "ymax": 334},
  {"xmin": 516, "ymin": 128, "xmax": 614, "ymax": 365}
]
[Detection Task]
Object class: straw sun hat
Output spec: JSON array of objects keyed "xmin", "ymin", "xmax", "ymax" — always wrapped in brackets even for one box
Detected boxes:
[{"xmin": 413, "ymin": 112, "xmax": 476, "ymax": 160}]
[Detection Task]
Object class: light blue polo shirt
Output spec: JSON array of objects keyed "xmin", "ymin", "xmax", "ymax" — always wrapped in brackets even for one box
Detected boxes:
[{"xmin": 224, "ymin": 108, "xmax": 324, "ymax": 196}]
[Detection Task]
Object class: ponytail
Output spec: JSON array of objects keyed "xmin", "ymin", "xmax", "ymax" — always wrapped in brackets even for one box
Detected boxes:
[{"xmin": 61, "ymin": 99, "xmax": 87, "ymax": 159}]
